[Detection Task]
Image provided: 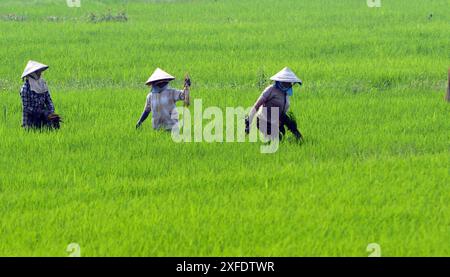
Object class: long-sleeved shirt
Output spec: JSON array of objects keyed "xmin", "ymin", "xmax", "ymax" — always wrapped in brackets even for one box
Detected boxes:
[
  {"xmin": 19, "ymin": 80, "xmax": 54, "ymax": 127},
  {"xmin": 139, "ymin": 86, "xmax": 187, "ymax": 130},
  {"xmin": 249, "ymin": 84, "xmax": 290, "ymax": 125}
]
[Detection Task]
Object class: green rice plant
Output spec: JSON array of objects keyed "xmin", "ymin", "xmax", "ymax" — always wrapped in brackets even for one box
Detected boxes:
[{"xmin": 0, "ymin": 0, "xmax": 449, "ymax": 257}]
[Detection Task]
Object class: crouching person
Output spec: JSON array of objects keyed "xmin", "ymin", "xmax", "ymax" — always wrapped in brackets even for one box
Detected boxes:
[
  {"xmin": 246, "ymin": 67, "xmax": 303, "ymax": 141},
  {"xmin": 136, "ymin": 68, "xmax": 190, "ymax": 131},
  {"xmin": 20, "ymin": 60, "xmax": 61, "ymax": 129}
]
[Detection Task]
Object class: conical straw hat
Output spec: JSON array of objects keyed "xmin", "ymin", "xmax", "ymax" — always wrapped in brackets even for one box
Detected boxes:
[
  {"xmin": 145, "ymin": 68, "xmax": 175, "ymax": 85},
  {"xmin": 21, "ymin": 60, "xmax": 49, "ymax": 79},
  {"xmin": 270, "ymin": 67, "xmax": 302, "ymax": 84}
]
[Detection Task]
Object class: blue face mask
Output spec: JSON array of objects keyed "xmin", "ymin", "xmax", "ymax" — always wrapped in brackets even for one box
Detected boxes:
[
  {"xmin": 151, "ymin": 83, "xmax": 168, "ymax": 94},
  {"xmin": 275, "ymin": 81, "xmax": 293, "ymax": 96}
]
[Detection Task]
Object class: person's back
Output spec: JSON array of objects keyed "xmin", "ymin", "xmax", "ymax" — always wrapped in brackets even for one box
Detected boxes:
[{"xmin": 246, "ymin": 67, "xmax": 303, "ymax": 141}]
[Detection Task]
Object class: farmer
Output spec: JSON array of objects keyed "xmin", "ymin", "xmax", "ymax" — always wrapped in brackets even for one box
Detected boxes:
[
  {"xmin": 20, "ymin": 60, "xmax": 61, "ymax": 129},
  {"xmin": 136, "ymin": 68, "xmax": 190, "ymax": 130},
  {"xmin": 245, "ymin": 67, "xmax": 303, "ymax": 141}
]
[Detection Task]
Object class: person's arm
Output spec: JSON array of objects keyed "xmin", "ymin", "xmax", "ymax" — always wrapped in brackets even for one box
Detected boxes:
[
  {"xmin": 44, "ymin": 91, "xmax": 55, "ymax": 115},
  {"xmin": 248, "ymin": 86, "xmax": 271, "ymax": 124},
  {"xmin": 136, "ymin": 94, "xmax": 152, "ymax": 129},
  {"xmin": 173, "ymin": 87, "xmax": 190, "ymax": 106},
  {"xmin": 20, "ymin": 82, "xmax": 35, "ymax": 114}
]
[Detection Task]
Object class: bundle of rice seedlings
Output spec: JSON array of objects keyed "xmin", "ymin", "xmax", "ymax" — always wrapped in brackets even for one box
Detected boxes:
[{"xmin": 47, "ymin": 113, "xmax": 63, "ymax": 129}]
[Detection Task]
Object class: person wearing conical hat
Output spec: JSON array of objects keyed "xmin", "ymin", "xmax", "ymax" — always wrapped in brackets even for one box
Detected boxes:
[
  {"xmin": 245, "ymin": 67, "xmax": 303, "ymax": 141},
  {"xmin": 19, "ymin": 60, "xmax": 61, "ymax": 129},
  {"xmin": 136, "ymin": 68, "xmax": 190, "ymax": 130}
]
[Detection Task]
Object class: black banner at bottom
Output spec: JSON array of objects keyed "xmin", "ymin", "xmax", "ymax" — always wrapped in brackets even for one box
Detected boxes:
[{"xmin": 0, "ymin": 257, "xmax": 446, "ymax": 276}]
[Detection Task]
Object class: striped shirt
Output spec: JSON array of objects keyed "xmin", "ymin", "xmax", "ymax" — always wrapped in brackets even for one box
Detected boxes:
[{"xmin": 20, "ymin": 81, "xmax": 54, "ymax": 127}]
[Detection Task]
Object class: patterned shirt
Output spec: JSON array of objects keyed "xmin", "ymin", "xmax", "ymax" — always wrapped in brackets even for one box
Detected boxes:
[
  {"xmin": 20, "ymin": 81, "xmax": 54, "ymax": 127},
  {"xmin": 142, "ymin": 87, "xmax": 186, "ymax": 130}
]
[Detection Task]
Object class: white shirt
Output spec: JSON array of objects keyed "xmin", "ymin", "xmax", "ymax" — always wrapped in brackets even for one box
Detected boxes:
[{"xmin": 143, "ymin": 87, "xmax": 186, "ymax": 130}]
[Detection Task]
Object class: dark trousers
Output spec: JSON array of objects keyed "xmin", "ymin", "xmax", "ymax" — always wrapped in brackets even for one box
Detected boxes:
[
  {"xmin": 257, "ymin": 113, "xmax": 303, "ymax": 140},
  {"xmin": 28, "ymin": 112, "xmax": 60, "ymax": 129}
]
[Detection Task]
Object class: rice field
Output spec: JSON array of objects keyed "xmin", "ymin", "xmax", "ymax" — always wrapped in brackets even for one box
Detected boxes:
[{"xmin": 0, "ymin": 0, "xmax": 449, "ymax": 256}]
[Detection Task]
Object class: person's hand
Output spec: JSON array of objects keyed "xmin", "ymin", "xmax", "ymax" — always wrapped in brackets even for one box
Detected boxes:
[
  {"xmin": 136, "ymin": 122, "xmax": 141, "ymax": 129},
  {"xmin": 44, "ymin": 111, "xmax": 53, "ymax": 119},
  {"xmin": 184, "ymin": 74, "xmax": 191, "ymax": 88},
  {"xmin": 47, "ymin": 113, "xmax": 56, "ymax": 120},
  {"xmin": 46, "ymin": 112, "xmax": 62, "ymax": 129},
  {"xmin": 47, "ymin": 113, "xmax": 62, "ymax": 122}
]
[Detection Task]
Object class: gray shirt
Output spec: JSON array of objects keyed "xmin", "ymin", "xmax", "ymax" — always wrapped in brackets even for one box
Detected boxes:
[
  {"xmin": 249, "ymin": 84, "xmax": 290, "ymax": 125},
  {"xmin": 143, "ymin": 86, "xmax": 186, "ymax": 130}
]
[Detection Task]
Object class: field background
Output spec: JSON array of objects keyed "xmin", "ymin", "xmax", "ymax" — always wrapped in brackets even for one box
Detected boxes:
[{"xmin": 0, "ymin": 0, "xmax": 449, "ymax": 256}]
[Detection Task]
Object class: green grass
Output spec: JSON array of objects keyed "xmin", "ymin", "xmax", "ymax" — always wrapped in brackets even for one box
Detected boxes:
[{"xmin": 0, "ymin": 0, "xmax": 449, "ymax": 256}]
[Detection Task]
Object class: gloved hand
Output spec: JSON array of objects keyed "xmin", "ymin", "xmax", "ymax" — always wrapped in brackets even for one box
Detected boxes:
[
  {"xmin": 136, "ymin": 122, "xmax": 142, "ymax": 129},
  {"xmin": 184, "ymin": 74, "xmax": 191, "ymax": 107},
  {"xmin": 184, "ymin": 74, "xmax": 191, "ymax": 88}
]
